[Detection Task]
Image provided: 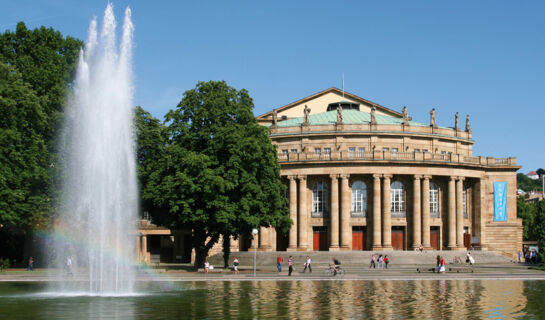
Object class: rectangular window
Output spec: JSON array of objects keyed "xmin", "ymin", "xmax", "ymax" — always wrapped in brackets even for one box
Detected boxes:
[
  {"xmin": 422, "ymin": 149, "xmax": 429, "ymax": 153},
  {"xmin": 348, "ymin": 147, "xmax": 356, "ymax": 158},
  {"xmin": 324, "ymin": 147, "xmax": 331, "ymax": 154},
  {"xmin": 282, "ymin": 150, "xmax": 289, "ymax": 155},
  {"xmin": 315, "ymin": 148, "xmax": 321, "ymax": 154},
  {"xmin": 358, "ymin": 147, "xmax": 365, "ymax": 153},
  {"xmin": 391, "ymin": 148, "xmax": 399, "ymax": 153},
  {"xmin": 430, "ymin": 190, "xmax": 439, "ymax": 215},
  {"xmin": 290, "ymin": 149, "xmax": 298, "ymax": 153},
  {"xmin": 414, "ymin": 149, "xmax": 421, "ymax": 152},
  {"xmin": 383, "ymin": 147, "xmax": 390, "ymax": 152},
  {"xmin": 441, "ymin": 151, "xmax": 447, "ymax": 155}
]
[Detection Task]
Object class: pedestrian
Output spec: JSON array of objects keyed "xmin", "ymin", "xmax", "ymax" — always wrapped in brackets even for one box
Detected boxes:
[
  {"xmin": 531, "ymin": 251, "xmax": 537, "ymax": 264},
  {"xmin": 303, "ymin": 256, "xmax": 312, "ymax": 273},
  {"xmin": 384, "ymin": 255, "xmax": 389, "ymax": 269},
  {"xmin": 419, "ymin": 244, "xmax": 424, "ymax": 252},
  {"xmin": 378, "ymin": 254, "xmax": 383, "ymax": 269},
  {"xmin": 204, "ymin": 260, "xmax": 210, "ymax": 274},
  {"xmin": 276, "ymin": 255, "xmax": 283, "ymax": 272},
  {"xmin": 27, "ymin": 257, "xmax": 34, "ymax": 271},
  {"xmin": 288, "ymin": 256, "xmax": 294, "ymax": 276},
  {"xmin": 436, "ymin": 255, "xmax": 441, "ymax": 273},
  {"xmin": 518, "ymin": 250, "xmax": 523, "ymax": 263},
  {"xmin": 233, "ymin": 256, "xmax": 239, "ymax": 274},
  {"xmin": 439, "ymin": 256, "xmax": 446, "ymax": 273},
  {"xmin": 466, "ymin": 252, "xmax": 475, "ymax": 266},
  {"xmin": 65, "ymin": 257, "xmax": 73, "ymax": 275},
  {"xmin": 370, "ymin": 254, "xmax": 376, "ymax": 268}
]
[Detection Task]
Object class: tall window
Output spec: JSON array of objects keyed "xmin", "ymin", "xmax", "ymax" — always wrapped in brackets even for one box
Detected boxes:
[
  {"xmin": 351, "ymin": 181, "xmax": 367, "ymax": 217},
  {"xmin": 390, "ymin": 181, "xmax": 405, "ymax": 216},
  {"xmin": 312, "ymin": 182, "xmax": 328, "ymax": 217},
  {"xmin": 430, "ymin": 182, "xmax": 439, "ymax": 217},
  {"xmin": 315, "ymin": 148, "xmax": 322, "ymax": 154},
  {"xmin": 348, "ymin": 147, "xmax": 356, "ymax": 158},
  {"xmin": 463, "ymin": 189, "xmax": 468, "ymax": 219},
  {"xmin": 324, "ymin": 147, "xmax": 331, "ymax": 154}
]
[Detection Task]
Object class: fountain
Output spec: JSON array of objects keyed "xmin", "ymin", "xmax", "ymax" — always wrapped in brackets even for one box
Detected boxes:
[{"xmin": 54, "ymin": 3, "xmax": 137, "ymax": 294}]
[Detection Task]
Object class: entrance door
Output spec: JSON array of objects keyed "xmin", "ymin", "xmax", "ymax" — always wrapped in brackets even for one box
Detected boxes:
[
  {"xmin": 430, "ymin": 227, "xmax": 440, "ymax": 250},
  {"xmin": 464, "ymin": 232, "xmax": 471, "ymax": 250},
  {"xmin": 352, "ymin": 226, "xmax": 366, "ymax": 250},
  {"xmin": 276, "ymin": 230, "xmax": 289, "ymax": 251},
  {"xmin": 313, "ymin": 227, "xmax": 328, "ymax": 251},
  {"xmin": 391, "ymin": 226, "xmax": 405, "ymax": 250}
]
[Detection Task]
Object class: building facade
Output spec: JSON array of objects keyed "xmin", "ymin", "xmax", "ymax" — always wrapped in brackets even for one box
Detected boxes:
[
  {"xmin": 137, "ymin": 87, "xmax": 522, "ymax": 262},
  {"xmin": 252, "ymin": 88, "xmax": 521, "ymax": 257}
]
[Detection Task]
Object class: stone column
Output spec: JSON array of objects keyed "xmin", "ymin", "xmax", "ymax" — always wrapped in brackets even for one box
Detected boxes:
[
  {"xmin": 456, "ymin": 177, "xmax": 465, "ymax": 249},
  {"xmin": 340, "ymin": 174, "xmax": 351, "ymax": 249},
  {"xmin": 382, "ymin": 174, "xmax": 393, "ymax": 250},
  {"xmin": 288, "ymin": 176, "xmax": 298, "ymax": 251},
  {"xmin": 372, "ymin": 174, "xmax": 382, "ymax": 250},
  {"xmin": 329, "ymin": 174, "xmax": 340, "ymax": 250},
  {"xmin": 422, "ymin": 176, "xmax": 431, "ymax": 249},
  {"xmin": 259, "ymin": 226, "xmax": 270, "ymax": 251},
  {"xmin": 298, "ymin": 175, "xmax": 308, "ymax": 250},
  {"xmin": 448, "ymin": 176, "xmax": 457, "ymax": 249},
  {"xmin": 412, "ymin": 175, "xmax": 422, "ymax": 249},
  {"xmin": 141, "ymin": 235, "xmax": 148, "ymax": 262}
]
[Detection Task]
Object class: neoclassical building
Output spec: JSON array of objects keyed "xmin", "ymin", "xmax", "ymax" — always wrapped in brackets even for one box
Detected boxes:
[
  {"xmin": 251, "ymin": 87, "xmax": 521, "ymax": 256},
  {"xmin": 136, "ymin": 88, "xmax": 522, "ymax": 262}
]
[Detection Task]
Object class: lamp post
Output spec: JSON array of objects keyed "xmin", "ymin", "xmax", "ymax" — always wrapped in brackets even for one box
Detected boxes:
[{"xmin": 252, "ymin": 228, "xmax": 259, "ymax": 277}]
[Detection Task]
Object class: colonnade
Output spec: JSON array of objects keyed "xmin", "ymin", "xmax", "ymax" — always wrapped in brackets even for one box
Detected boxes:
[{"xmin": 261, "ymin": 174, "xmax": 471, "ymax": 251}]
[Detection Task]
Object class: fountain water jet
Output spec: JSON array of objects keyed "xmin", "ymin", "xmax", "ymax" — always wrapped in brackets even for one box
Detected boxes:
[{"xmin": 54, "ymin": 3, "xmax": 138, "ymax": 295}]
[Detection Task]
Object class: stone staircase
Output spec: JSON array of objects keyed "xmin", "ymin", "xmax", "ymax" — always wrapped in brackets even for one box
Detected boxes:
[{"xmin": 207, "ymin": 250, "xmax": 515, "ymax": 269}]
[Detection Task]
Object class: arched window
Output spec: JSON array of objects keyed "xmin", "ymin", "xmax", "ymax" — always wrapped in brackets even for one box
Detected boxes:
[
  {"xmin": 312, "ymin": 182, "xmax": 328, "ymax": 217},
  {"xmin": 430, "ymin": 182, "xmax": 439, "ymax": 218},
  {"xmin": 351, "ymin": 181, "xmax": 367, "ymax": 217},
  {"xmin": 390, "ymin": 181, "xmax": 405, "ymax": 217}
]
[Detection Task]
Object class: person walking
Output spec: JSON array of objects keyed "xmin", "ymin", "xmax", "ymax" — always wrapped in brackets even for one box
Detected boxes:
[
  {"xmin": 518, "ymin": 250, "xmax": 523, "ymax": 263},
  {"xmin": 276, "ymin": 255, "xmax": 283, "ymax": 272},
  {"xmin": 370, "ymin": 254, "xmax": 376, "ymax": 268},
  {"xmin": 288, "ymin": 256, "xmax": 294, "ymax": 276},
  {"xmin": 303, "ymin": 256, "xmax": 312, "ymax": 273},
  {"xmin": 27, "ymin": 257, "xmax": 34, "ymax": 271},
  {"xmin": 384, "ymin": 255, "xmax": 390, "ymax": 269},
  {"xmin": 466, "ymin": 252, "xmax": 475, "ymax": 266},
  {"xmin": 233, "ymin": 256, "xmax": 239, "ymax": 274},
  {"xmin": 378, "ymin": 255, "xmax": 384, "ymax": 269},
  {"xmin": 204, "ymin": 260, "xmax": 210, "ymax": 274},
  {"xmin": 439, "ymin": 256, "xmax": 446, "ymax": 273}
]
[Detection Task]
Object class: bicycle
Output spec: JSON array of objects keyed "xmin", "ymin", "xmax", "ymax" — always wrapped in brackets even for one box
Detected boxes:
[{"xmin": 323, "ymin": 265, "xmax": 345, "ymax": 277}]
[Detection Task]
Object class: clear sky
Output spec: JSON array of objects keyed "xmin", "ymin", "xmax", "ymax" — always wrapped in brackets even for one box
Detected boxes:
[{"xmin": 2, "ymin": 1, "xmax": 544, "ymax": 172}]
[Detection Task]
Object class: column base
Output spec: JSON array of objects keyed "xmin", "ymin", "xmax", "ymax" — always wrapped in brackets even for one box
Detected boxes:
[
  {"xmin": 411, "ymin": 245, "xmax": 423, "ymax": 251},
  {"xmin": 423, "ymin": 246, "xmax": 434, "ymax": 251},
  {"xmin": 287, "ymin": 247, "xmax": 298, "ymax": 252},
  {"xmin": 381, "ymin": 245, "xmax": 393, "ymax": 251},
  {"xmin": 448, "ymin": 245, "xmax": 459, "ymax": 250},
  {"xmin": 339, "ymin": 246, "xmax": 351, "ymax": 251},
  {"xmin": 296, "ymin": 247, "xmax": 309, "ymax": 251},
  {"xmin": 329, "ymin": 246, "xmax": 340, "ymax": 251},
  {"xmin": 257, "ymin": 247, "xmax": 272, "ymax": 252},
  {"xmin": 371, "ymin": 245, "xmax": 383, "ymax": 251}
]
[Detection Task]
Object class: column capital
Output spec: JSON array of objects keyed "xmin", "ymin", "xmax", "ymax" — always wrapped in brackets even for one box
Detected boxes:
[
  {"xmin": 457, "ymin": 176, "xmax": 466, "ymax": 182},
  {"xmin": 383, "ymin": 174, "xmax": 393, "ymax": 180},
  {"xmin": 373, "ymin": 174, "xmax": 382, "ymax": 179},
  {"xmin": 413, "ymin": 174, "xmax": 422, "ymax": 180},
  {"xmin": 329, "ymin": 174, "xmax": 340, "ymax": 179},
  {"xmin": 297, "ymin": 175, "xmax": 307, "ymax": 181},
  {"xmin": 422, "ymin": 175, "xmax": 432, "ymax": 180},
  {"xmin": 287, "ymin": 175, "xmax": 297, "ymax": 181},
  {"xmin": 449, "ymin": 176, "xmax": 457, "ymax": 182},
  {"xmin": 340, "ymin": 174, "xmax": 350, "ymax": 180}
]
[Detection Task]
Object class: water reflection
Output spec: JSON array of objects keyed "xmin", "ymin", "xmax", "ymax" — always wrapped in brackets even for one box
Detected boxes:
[{"xmin": 1, "ymin": 280, "xmax": 543, "ymax": 319}]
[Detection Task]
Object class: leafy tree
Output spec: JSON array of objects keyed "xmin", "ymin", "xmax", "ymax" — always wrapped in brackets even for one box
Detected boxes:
[
  {"xmin": 145, "ymin": 81, "xmax": 290, "ymax": 267},
  {"xmin": 517, "ymin": 173, "xmax": 542, "ymax": 192},
  {"xmin": 517, "ymin": 196, "xmax": 537, "ymax": 240},
  {"xmin": 134, "ymin": 106, "xmax": 165, "ymax": 216},
  {"xmin": 534, "ymin": 200, "xmax": 545, "ymax": 257},
  {"xmin": 537, "ymin": 168, "xmax": 545, "ymax": 177}
]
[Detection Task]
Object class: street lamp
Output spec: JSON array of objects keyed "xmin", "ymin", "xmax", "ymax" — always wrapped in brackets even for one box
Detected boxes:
[{"xmin": 252, "ymin": 228, "xmax": 259, "ymax": 277}]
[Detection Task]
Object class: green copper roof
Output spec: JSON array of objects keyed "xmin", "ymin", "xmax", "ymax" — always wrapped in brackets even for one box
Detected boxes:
[{"xmin": 275, "ymin": 109, "xmax": 430, "ymax": 127}]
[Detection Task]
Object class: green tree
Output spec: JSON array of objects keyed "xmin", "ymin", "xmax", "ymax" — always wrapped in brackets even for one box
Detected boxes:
[
  {"xmin": 534, "ymin": 200, "xmax": 545, "ymax": 258},
  {"xmin": 134, "ymin": 106, "xmax": 165, "ymax": 216},
  {"xmin": 517, "ymin": 196, "xmax": 537, "ymax": 240},
  {"xmin": 145, "ymin": 81, "xmax": 290, "ymax": 267},
  {"xmin": 517, "ymin": 173, "xmax": 542, "ymax": 192}
]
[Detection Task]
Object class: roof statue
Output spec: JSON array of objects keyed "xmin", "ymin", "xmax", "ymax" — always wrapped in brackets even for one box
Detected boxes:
[
  {"xmin": 466, "ymin": 114, "xmax": 471, "ymax": 133},
  {"xmin": 271, "ymin": 109, "xmax": 278, "ymax": 128},
  {"xmin": 402, "ymin": 106, "xmax": 409, "ymax": 126},
  {"xmin": 430, "ymin": 108, "xmax": 438, "ymax": 128},
  {"xmin": 455, "ymin": 112, "xmax": 460, "ymax": 131},
  {"xmin": 336, "ymin": 103, "xmax": 343, "ymax": 124},
  {"xmin": 371, "ymin": 105, "xmax": 377, "ymax": 125},
  {"xmin": 303, "ymin": 105, "xmax": 311, "ymax": 125}
]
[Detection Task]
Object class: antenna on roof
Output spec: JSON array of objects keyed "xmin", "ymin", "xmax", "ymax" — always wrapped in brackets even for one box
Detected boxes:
[{"xmin": 342, "ymin": 72, "xmax": 345, "ymax": 98}]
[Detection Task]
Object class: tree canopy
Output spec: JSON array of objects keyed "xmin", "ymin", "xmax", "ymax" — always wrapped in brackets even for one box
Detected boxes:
[
  {"xmin": 517, "ymin": 173, "xmax": 542, "ymax": 192},
  {"xmin": 144, "ymin": 81, "xmax": 290, "ymax": 267}
]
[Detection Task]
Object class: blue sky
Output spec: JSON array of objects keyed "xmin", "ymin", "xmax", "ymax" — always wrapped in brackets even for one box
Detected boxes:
[{"xmin": 2, "ymin": 1, "xmax": 544, "ymax": 172}]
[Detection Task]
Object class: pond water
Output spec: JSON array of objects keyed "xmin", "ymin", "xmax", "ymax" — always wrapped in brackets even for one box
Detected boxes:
[{"xmin": 1, "ymin": 280, "xmax": 544, "ymax": 319}]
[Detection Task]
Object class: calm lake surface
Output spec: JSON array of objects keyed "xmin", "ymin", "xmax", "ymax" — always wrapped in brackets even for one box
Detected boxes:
[{"xmin": 1, "ymin": 280, "xmax": 544, "ymax": 319}]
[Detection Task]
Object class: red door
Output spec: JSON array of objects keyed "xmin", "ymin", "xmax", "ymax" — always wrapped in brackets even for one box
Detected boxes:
[
  {"xmin": 392, "ymin": 228, "xmax": 404, "ymax": 250},
  {"xmin": 464, "ymin": 233, "xmax": 471, "ymax": 250},
  {"xmin": 352, "ymin": 226, "xmax": 366, "ymax": 250},
  {"xmin": 313, "ymin": 227, "xmax": 328, "ymax": 251},
  {"xmin": 430, "ymin": 228, "xmax": 440, "ymax": 250}
]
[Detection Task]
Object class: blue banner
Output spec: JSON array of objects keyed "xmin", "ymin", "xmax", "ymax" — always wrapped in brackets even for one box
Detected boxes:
[{"xmin": 493, "ymin": 182, "xmax": 507, "ymax": 222}]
